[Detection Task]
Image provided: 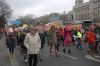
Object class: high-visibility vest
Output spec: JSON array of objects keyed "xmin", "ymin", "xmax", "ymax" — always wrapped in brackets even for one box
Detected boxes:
[{"xmin": 77, "ymin": 31, "xmax": 82, "ymax": 38}]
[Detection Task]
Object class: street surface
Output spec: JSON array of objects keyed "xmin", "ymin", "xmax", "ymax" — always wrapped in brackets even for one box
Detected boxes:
[
  {"xmin": 0, "ymin": 36, "xmax": 100, "ymax": 66},
  {"xmin": 0, "ymin": 35, "xmax": 10, "ymax": 66}
]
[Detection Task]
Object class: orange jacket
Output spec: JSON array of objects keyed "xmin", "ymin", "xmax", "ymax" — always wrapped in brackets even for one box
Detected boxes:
[{"xmin": 87, "ymin": 31, "xmax": 96, "ymax": 44}]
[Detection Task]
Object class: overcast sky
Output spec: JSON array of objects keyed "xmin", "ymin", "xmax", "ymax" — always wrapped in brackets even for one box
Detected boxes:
[{"xmin": 7, "ymin": 0, "xmax": 89, "ymax": 18}]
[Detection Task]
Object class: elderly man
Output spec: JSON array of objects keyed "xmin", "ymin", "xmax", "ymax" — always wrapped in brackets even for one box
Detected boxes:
[{"xmin": 24, "ymin": 27, "xmax": 41, "ymax": 66}]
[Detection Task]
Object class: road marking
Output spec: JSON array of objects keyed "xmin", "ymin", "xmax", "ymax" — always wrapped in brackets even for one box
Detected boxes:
[
  {"xmin": 57, "ymin": 51, "xmax": 78, "ymax": 60},
  {"xmin": 94, "ymin": 55, "xmax": 100, "ymax": 58},
  {"xmin": 85, "ymin": 55, "xmax": 100, "ymax": 63},
  {"xmin": 9, "ymin": 56, "xmax": 20, "ymax": 66}
]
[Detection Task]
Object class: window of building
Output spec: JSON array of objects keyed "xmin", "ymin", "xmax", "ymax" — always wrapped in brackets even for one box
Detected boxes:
[
  {"xmin": 78, "ymin": 9, "xmax": 80, "ymax": 13},
  {"xmin": 76, "ymin": 10, "xmax": 77, "ymax": 13}
]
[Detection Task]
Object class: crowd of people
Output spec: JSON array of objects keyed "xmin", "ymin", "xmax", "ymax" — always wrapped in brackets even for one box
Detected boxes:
[{"xmin": 1, "ymin": 23, "xmax": 100, "ymax": 66}]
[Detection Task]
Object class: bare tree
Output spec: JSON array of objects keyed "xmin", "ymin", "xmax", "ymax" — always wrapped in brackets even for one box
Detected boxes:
[
  {"xmin": 18, "ymin": 14, "xmax": 36, "ymax": 26},
  {"xmin": 0, "ymin": 0, "xmax": 12, "ymax": 28},
  {"xmin": 0, "ymin": 0, "xmax": 12, "ymax": 18}
]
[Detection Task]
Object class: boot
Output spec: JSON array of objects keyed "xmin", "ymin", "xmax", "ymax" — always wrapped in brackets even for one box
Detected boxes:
[
  {"xmin": 63, "ymin": 48, "xmax": 66, "ymax": 53},
  {"xmin": 68, "ymin": 49, "xmax": 71, "ymax": 54}
]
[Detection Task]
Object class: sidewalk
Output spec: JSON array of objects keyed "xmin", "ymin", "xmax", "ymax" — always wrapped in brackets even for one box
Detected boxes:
[
  {"xmin": 0, "ymin": 36, "xmax": 10, "ymax": 66},
  {"xmin": 0, "ymin": 35, "xmax": 20, "ymax": 66}
]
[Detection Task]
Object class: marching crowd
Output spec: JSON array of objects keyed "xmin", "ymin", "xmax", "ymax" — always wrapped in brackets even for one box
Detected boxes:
[{"xmin": 0, "ymin": 23, "xmax": 99, "ymax": 66}]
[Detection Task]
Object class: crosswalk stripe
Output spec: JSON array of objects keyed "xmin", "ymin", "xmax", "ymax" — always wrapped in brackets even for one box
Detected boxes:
[
  {"xmin": 57, "ymin": 51, "xmax": 78, "ymax": 60},
  {"xmin": 85, "ymin": 55, "xmax": 100, "ymax": 63},
  {"xmin": 94, "ymin": 55, "xmax": 100, "ymax": 58}
]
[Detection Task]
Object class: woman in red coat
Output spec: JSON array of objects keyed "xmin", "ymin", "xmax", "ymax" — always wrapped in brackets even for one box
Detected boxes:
[
  {"xmin": 87, "ymin": 27, "xmax": 96, "ymax": 55},
  {"xmin": 63, "ymin": 26, "xmax": 73, "ymax": 54}
]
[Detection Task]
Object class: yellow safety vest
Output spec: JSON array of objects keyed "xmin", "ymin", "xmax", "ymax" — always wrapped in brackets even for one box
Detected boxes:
[{"xmin": 77, "ymin": 31, "xmax": 82, "ymax": 38}]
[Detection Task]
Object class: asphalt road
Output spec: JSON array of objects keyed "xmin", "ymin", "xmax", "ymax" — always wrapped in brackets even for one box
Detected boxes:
[
  {"xmin": 0, "ymin": 35, "xmax": 100, "ymax": 66},
  {"xmin": 15, "ymin": 43, "xmax": 100, "ymax": 66},
  {"xmin": 0, "ymin": 35, "xmax": 10, "ymax": 66}
]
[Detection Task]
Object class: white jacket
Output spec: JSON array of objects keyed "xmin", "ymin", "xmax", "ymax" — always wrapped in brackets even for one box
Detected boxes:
[{"xmin": 24, "ymin": 33, "xmax": 41, "ymax": 54}]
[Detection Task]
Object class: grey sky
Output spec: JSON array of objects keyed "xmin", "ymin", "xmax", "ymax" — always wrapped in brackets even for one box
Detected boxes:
[{"xmin": 7, "ymin": 0, "xmax": 89, "ymax": 18}]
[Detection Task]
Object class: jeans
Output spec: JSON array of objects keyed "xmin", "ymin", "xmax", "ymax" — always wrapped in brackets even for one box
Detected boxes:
[
  {"xmin": 94, "ymin": 41, "xmax": 99, "ymax": 52},
  {"xmin": 77, "ymin": 38, "xmax": 83, "ymax": 49},
  {"xmin": 29, "ymin": 54, "xmax": 38, "ymax": 66},
  {"xmin": 89, "ymin": 44, "xmax": 95, "ymax": 54},
  {"xmin": 20, "ymin": 44, "xmax": 27, "ymax": 60}
]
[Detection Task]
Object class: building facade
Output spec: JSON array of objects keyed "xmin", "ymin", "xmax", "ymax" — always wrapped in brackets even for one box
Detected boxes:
[
  {"xmin": 67, "ymin": 11, "xmax": 74, "ymax": 22},
  {"xmin": 49, "ymin": 13, "xmax": 60, "ymax": 22},
  {"xmin": 73, "ymin": 0, "xmax": 90, "ymax": 21},
  {"xmin": 73, "ymin": 0, "xmax": 100, "ymax": 22},
  {"xmin": 90, "ymin": 0, "xmax": 100, "ymax": 22}
]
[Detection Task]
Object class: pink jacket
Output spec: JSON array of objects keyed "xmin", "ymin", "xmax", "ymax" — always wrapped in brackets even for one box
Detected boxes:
[{"xmin": 64, "ymin": 30, "xmax": 72, "ymax": 46}]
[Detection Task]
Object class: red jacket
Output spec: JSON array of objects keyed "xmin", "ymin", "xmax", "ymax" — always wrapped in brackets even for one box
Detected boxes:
[
  {"xmin": 87, "ymin": 31, "xmax": 96, "ymax": 44},
  {"xmin": 57, "ymin": 29, "xmax": 64, "ymax": 37}
]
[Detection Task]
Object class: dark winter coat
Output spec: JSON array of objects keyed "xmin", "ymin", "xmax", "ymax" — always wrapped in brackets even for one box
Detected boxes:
[
  {"xmin": 6, "ymin": 35, "xmax": 16, "ymax": 49},
  {"xmin": 39, "ymin": 32, "xmax": 45, "ymax": 49}
]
